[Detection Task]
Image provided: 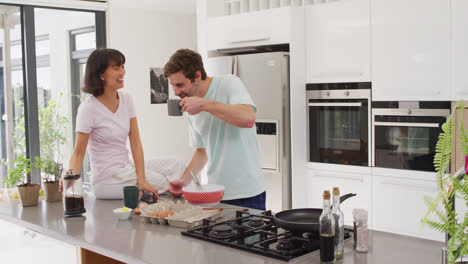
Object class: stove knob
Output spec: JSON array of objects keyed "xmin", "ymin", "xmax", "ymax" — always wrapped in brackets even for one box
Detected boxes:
[
  {"xmin": 326, "ymin": 91, "xmax": 330, "ymax": 97},
  {"xmin": 344, "ymin": 91, "xmax": 350, "ymax": 96}
]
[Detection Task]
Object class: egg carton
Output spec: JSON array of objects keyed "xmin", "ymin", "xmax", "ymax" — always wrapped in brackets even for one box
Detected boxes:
[
  {"xmin": 167, "ymin": 207, "xmax": 223, "ymax": 229},
  {"xmin": 140, "ymin": 200, "xmax": 222, "ymax": 228},
  {"xmin": 140, "ymin": 200, "xmax": 190, "ymax": 224}
]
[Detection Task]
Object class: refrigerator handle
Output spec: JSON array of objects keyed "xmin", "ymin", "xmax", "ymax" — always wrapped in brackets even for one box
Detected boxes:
[{"xmin": 233, "ymin": 56, "xmax": 238, "ymax": 76}]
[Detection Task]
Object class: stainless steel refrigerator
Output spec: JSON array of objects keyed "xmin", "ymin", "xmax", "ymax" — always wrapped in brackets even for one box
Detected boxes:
[{"xmin": 205, "ymin": 52, "xmax": 291, "ymax": 212}]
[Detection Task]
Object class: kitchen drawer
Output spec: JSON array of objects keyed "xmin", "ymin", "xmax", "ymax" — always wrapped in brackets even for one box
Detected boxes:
[
  {"xmin": 306, "ymin": 169, "xmax": 371, "ymax": 226},
  {"xmin": 0, "ymin": 220, "xmax": 77, "ymax": 263},
  {"xmin": 206, "ymin": 8, "xmax": 291, "ymax": 51},
  {"xmin": 372, "ymin": 175, "xmax": 444, "ymax": 241}
]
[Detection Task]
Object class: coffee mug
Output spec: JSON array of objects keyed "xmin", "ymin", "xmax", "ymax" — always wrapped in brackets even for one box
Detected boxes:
[
  {"xmin": 123, "ymin": 185, "xmax": 144, "ymax": 209},
  {"xmin": 167, "ymin": 99, "xmax": 183, "ymax": 116}
]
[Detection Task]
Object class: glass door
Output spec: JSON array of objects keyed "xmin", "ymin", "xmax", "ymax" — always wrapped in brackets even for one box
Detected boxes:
[
  {"xmin": 308, "ymin": 99, "xmax": 369, "ymax": 166},
  {"xmin": 373, "ymin": 112, "xmax": 448, "ymax": 172},
  {"xmin": 34, "ymin": 8, "xmax": 100, "ymax": 183},
  {"xmin": 0, "ymin": 5, "xmax": 26, "ymax": 187},
  {"xmin": 0, "ymin": 4, "xmax": 105, "ymax": 190}
]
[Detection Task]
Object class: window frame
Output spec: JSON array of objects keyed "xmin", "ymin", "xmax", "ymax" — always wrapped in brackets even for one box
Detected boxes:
[{"xmin": 0, "ymin": 4, "xmax": 106, "ymax": 186}]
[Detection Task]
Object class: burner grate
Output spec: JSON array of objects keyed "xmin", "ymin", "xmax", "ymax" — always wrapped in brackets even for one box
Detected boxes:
[{"xmin": 182, "ymin": 210, "xmax": 335, "ymax": 261}]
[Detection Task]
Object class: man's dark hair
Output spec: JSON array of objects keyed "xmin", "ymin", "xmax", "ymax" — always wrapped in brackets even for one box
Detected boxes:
[
  {"xmin": 163, "ymin": 49, "xmax": 207, "ymax": 81},
  {"xmin": 83, "ymin": 48, "xmax": 126, "ymax": 96}
]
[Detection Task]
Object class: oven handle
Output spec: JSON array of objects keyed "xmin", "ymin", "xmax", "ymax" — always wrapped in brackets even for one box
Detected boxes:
[
  {"xmin": 308, "ymin": 102, "xmax": 362, "ymax": 107},
  {"xmin": 374, "ymin": 122, "xmax": 440, "ymax": 128}
]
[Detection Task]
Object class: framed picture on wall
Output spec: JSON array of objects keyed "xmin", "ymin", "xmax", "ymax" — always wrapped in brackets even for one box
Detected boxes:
[{"xmin": 150, "ymin": 67, "xmax": 169, "ymax": 104}]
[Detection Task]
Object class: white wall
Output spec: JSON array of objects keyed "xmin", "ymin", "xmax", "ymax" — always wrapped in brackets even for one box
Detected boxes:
[{"xmin": 107, "ymin": 5, "xmax": 197, "ymax": 164}]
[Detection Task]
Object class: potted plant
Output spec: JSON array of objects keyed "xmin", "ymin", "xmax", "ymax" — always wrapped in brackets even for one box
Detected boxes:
[
  {"xmin": 2, "ymin": 156, "xmax": 42, "ymax": 207},
  {"xmin": 39, "ymin": 158, "xmax": 63, "ymax": 202},
  {"xmin": 12, "ymin": 96, "xmax": 68, "ymax": 201},
  {"xmin": 422, "ymin": 101, "xmax": 468, "ymax": 264}
]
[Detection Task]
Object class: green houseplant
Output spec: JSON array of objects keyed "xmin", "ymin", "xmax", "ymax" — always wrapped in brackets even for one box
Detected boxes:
[
  {"xmin": 39, "ymin": 97, "xmax": 67, "ymax": 202},
  {"xmin": 12, "ymin": 96, "xmax": 68, "ymax": 202},
  {"xmin": 422, "ymin": 101, "xmax": 468, "ymax": 264},
  {"xmin": 2, "ymin": 156, "xmax": 42, "ymax": 206},
  {"xmin": 37, "ymin": 158, "xmax": 63, "ymax": 202}
]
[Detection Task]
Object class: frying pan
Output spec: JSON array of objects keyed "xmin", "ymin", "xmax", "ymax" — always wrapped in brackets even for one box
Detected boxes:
[{"xmin": 274, "ymin": 193, "xmax": 356, "ymax": 233}]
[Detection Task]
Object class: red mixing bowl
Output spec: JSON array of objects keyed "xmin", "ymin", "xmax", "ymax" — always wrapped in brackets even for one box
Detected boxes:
[{"xmin": 182, "ymin": 184, "xmax": 225, "ymax": 205}]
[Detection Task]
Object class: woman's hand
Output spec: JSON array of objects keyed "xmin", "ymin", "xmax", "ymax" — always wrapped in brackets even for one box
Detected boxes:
[
  {"xmin": 138, "ymin": 181, "xmax": 159, "ymax": 200},
  {"xmin": 59, "ymin": 177, "xmax": 63, "ymax": 192},
  {"xmin": 59, "ymin": 169, "xmax": 74, "ymax": 192}
]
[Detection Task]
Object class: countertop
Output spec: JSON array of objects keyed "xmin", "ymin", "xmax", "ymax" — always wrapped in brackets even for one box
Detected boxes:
[{"xmin": 0, "ymin": 193, "xmax": 443, "ymax": 264}]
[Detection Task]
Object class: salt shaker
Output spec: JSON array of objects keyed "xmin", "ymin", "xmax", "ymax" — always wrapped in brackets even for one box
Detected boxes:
[{"xmin": 352, "ymin": 209, "xmax": 368, "ymax": 253}]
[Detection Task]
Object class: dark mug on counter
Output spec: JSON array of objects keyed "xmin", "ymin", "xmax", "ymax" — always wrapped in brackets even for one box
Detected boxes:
[
  {"xmin": 123, "ymin": 185, "xmax": 144, "ymax": 209},
  {"xmin": 167, "ymin": 99, "xmax": 183, "ymax": 116}
]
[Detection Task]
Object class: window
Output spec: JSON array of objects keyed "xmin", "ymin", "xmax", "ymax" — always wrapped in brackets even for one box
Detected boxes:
[
  {"xmin": 70, "ymin": 26, "xmax": 97, "ymax": 183},
  {"xmin": 0, "ymin": 4, "xmax": 105, "ymax": 191},
  {"xmin": 34, "ymin": 9, "xmax": 98, "ymax": 184},
  {"xmin": 0, "ymin": 6, "xmax": 26, "ymax": 185}
]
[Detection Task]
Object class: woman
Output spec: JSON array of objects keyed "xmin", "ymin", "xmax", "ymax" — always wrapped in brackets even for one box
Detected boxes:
[{"xmin": 64, "ymin": 48, "xmax": 184, "ymax": 199}]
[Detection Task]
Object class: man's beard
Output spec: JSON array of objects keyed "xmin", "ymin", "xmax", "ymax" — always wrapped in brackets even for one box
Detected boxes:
[{"xmin": 182, "ymin": 82, "xmax": 199, "ymax": 98}]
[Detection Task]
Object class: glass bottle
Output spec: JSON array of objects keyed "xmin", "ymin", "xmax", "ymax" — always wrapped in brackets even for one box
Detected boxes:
[
  {"xmin": 319, "ymin": 190, "xmax": 335, "ymax": 264},
  {"xmin": 332, "ymin": 187, "xmax": 344, "ymax": 259}
]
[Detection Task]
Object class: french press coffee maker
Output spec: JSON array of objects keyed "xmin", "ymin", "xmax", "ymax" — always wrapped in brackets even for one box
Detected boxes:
[{"xmin": 63, "ymin": 169, "xmax": 86, "ymax": 216}]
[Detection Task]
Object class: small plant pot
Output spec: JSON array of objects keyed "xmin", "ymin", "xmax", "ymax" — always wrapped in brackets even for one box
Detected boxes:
[
  {"xmin": 43, "ymin": 181, "xmax": 62, "ymax": 202},
  {"xmin": 17, "ymin": 184, "xmax": 41, "ymax": 207}
]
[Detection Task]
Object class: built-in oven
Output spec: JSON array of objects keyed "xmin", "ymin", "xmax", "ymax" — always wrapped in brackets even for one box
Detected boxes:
[
  {"xmin": 372, "ymin": 102, "xmax": 451, "ymax": 172},
  {"xmin": 306, "ymin": 82, "xmax": 371, "ymax": 166}
]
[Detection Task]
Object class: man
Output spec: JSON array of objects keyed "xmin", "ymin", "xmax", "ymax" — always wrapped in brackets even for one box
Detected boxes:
[{"xmin": 163, "ymin": 49, "xmax": 266, "ymax": 210}]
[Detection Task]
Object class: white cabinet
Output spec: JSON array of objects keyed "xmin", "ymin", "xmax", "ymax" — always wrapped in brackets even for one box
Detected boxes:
[
  {"xmin": 0, "ymin": 220, "xmax": 77, "ymax": 264},
  {"xmin": 372, "ymin": 176, "xmax": 443, "ymax": 241},
  {"xmin": 205, "ymin": 8, "xmax": 291, "ymax": 51},
  {"xmin": 452, "ymin": 0, "xmax": 468, "ymax": 100},
  {"xmin": 305, "ymin": 0, "xmax": 371, "ymax": 83},
  {"xmin": 371, "ymin": 0, "xmax": 450, "ymax": 101},
  {"xmin": 306, "ymin": 169, "xmax": 371, "ymax": 226}
]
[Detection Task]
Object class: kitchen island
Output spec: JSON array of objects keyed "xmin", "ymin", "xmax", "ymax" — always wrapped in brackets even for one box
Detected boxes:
[{"xmin": 0, "ymin": 193, "xmax": 443, "ymax": 264}]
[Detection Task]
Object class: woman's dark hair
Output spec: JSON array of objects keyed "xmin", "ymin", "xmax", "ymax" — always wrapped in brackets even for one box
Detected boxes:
[
  {"xmin": 82, "ymin": 48, "xmax": 126, "ymax": 96},
  {"xmin": 163, "ymin": 49, "xmax": 207, "ymax": 81}
]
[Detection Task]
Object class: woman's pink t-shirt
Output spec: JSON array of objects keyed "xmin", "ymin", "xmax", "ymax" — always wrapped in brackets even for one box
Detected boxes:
[{"xmin": 75, "ymin": 90, "xmax": 136, "ymax": 184}]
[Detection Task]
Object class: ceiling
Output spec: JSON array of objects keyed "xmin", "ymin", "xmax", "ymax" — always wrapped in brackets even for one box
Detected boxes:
[{"xmin": 109, "ymin": 0, "xmax": 196, "ymax": 14}]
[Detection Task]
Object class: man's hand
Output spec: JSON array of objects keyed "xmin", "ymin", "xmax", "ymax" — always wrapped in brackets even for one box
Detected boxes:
[
  {"xmin": 169, "ymin": 179, "xmax": 186, "ymax": 197},
  {"xmin": 181, "ymin": 97, "xmax": 211, "ymax": 115}
]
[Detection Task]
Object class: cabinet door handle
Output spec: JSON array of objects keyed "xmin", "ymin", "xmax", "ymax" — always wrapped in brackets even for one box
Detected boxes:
[
  {"xmin": 374, "ymin": 121, "xmax": 440, "ymax": 128},
  {"xmin": 308, "ymin": 102, "xmax": 362, "ymax": 107},
  {"xmin": 380, "ymin": 180, "xmax": 438, "ymax": 191},
  {"xmin": 228, "ymin": 36, "xmax": 271, "ymax": 44},
  {"xmin": 309, "ymin": 72, "xmax": 364, "ymax": 78}
]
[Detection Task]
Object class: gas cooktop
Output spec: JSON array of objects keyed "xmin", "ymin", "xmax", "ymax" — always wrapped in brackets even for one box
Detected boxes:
[{"xmin": 181, "ymin": 210, "xmax": 351, "ymax": 261}]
